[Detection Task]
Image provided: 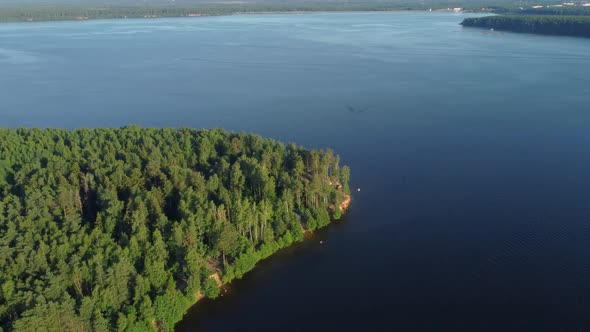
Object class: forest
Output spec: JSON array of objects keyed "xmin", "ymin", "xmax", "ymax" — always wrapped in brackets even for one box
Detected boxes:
[
  {"xmin": 507, "ymin": 6, "xmax": 590, "ymax": 16},
  {"xmin": 0, "ymin": 2, "xmax": 416, "ymax": 22},
  {"xmin": 0, "ymin": 0, "xmax": 530, "ymax": 22},
  {"xmin": 461, "ymin": 2, "xmax": 590, "ymax": 38},
  {"xmin": 461, "ymin": 14, "xmax": 590, "ymax": 37},
  {"xmin": 0, "ymin": 127, "xmax": 350, "ymax": 331}
]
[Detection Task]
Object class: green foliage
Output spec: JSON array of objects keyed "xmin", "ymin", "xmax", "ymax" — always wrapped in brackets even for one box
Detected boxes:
[
  {"xmin": 341, "ymin": 165, "xmax": 351, "ymax": 195},
  {"xmin": 461, "ymin": 14, "xmax": 590, "ymax": 38},
  {"xmin": 203, "ymin": 278, "xmax": 220, "ymax": 299},
  {"xmin": 153, "ymin": 289, "xmax": 188, "ymax": 331},
  {"xmin": 304, "ymin": 209, "xmax": 319, "ymax": 231},
  {"xmin": 231, "ymin": 248, "xmax": 260, "ymax": 279},
  {"xmin": 0, "ymin": 1, "xmax": 508, "ymax": 23},
  {"xmin": 316, "ymin": 209, "xmax": 331, "ymax": 228},
  {"xmin": 302, "ymin": 208, "xmax": 330, "ymax": 231},
  {"xmin": 503, "ymin": 6, "xmax": 590, "ymax": 16},
  {"xmin": 0, "ymin": 127, "xmax": 349, "ymax": 331}
]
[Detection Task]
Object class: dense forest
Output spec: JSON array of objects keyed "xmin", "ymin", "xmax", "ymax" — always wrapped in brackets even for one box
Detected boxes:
[
  {"xmin": 461, "ymin": 14, "xmax": 590, "ymax": 37},
  {"xmin": 0, "ymin": 127, "xmax": 350, "ymax": 331},
  {"xmin": 0, "ymin": 0, "xmax": 575, "ymax": 23},
  {"xmin": 508, "ymin": 6, "xmax": 590, "ymax": 16},
  {"xmin": 0, "ymin": 0, "xmax": 538, "ymax": 22},
  {"xmin": 461, "ymin": 2, "xmax": 590, "ymax": 38},
  {"xmin": 1, "ymin": 2, "xmax": 416, "ymax": 22},
  {"xmin": 0, "ymin": 3, "xmax": 378, "ymax": 22}
]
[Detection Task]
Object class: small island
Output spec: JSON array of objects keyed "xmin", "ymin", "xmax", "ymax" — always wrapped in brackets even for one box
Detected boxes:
[{"xmin": 0, "ymin": 127, "xmax": 350, "ymax": 331}]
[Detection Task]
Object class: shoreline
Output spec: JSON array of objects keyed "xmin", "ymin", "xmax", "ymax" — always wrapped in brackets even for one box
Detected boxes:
[
  {"xmin": 174, "ymin": 194, "xmax": 351, "ymax": 331},
  {"xmin": 0, "ymin": 9, "xmax": 477, "ymax": 24}
]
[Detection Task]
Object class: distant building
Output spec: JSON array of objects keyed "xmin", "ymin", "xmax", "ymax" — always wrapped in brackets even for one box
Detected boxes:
[
  {"xmin": 452, "ymin": 7, "xmax": 464, "ymax": 12},
  {"xmin": 583, "ymin": 2, "xmax": 590, "ymax": 6},
  {"xmin": 562, "ymin": 2, "xmax": 575, "ymax": 5},
  {"xmin": 532, "ymin": 5, "xmax": 544, "ymax": 8}
]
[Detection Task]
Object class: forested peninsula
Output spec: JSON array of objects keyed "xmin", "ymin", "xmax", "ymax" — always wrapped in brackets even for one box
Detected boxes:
[
  {"xmin": 461, "ymin": 14, "xmax": 590, "ymax": 37},
  {"xmin": 0, "ymin": 127, "xmax": 350, "ymax": 331},
  {"xmin": 461, "ymin": 5, "xmax": 590, "ymax": 38}
]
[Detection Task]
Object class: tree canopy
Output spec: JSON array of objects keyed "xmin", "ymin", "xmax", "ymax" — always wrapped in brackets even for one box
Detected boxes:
[
  {"xmin": 0, "ymin": 127, "xmax": 349, "ymax": 331},
  {"xmin": 0, "ymin": 0, "xmax": 527, "ymax": 22},
  {"xmin": 461, "ymin": 14, "xmax": 590, "ymax": 38}
]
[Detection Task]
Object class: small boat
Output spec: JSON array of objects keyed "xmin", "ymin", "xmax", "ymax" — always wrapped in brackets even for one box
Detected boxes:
[{"xmin": 357, "ymin": 188, "xmax": 361, "ymax": 192}]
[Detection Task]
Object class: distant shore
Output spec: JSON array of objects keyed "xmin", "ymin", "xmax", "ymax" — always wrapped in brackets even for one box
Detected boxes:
[
  {"xmin": 232, "ymin": 10, "xmax": 441, "ymax": 15},
  {"xmin": 0, "ymin": 7, "xmax": 478, "ymax": 24}
]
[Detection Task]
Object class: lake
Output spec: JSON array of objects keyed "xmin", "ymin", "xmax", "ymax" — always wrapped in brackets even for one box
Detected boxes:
[{"xmin": 2, "ymin": 11, "xmax": 590, "ymax": 331}]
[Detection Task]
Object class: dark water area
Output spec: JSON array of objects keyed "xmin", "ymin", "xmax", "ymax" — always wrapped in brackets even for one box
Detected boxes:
[{"xmin": 2, "ymin": 12, "xmax": 590, "ymax": 331}]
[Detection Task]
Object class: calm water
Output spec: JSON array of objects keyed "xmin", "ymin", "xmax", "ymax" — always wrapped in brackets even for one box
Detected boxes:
[{"xmin": 2, "ymin": 12, "xmax": 590, "ymax": 331}]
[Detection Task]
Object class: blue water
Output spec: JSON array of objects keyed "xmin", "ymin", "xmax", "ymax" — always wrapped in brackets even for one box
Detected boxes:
[{"xmin": 2, "ymin": 12, "xmax": 590, "ymax": 331}]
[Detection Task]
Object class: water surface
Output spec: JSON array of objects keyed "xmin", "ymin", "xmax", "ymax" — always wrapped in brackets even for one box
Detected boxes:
[{"xmin": 2, "ymin": 12, "xmax": 590, "ymax": 332}]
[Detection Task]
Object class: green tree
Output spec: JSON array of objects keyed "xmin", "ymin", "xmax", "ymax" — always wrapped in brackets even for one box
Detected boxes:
[
  {"xmin": 0, "ymin": 127, "xmax": 350, "ymax": 331},
  {"xmin": 203, "ymin": 278, "xmax": 220, "ymax": 299}
]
